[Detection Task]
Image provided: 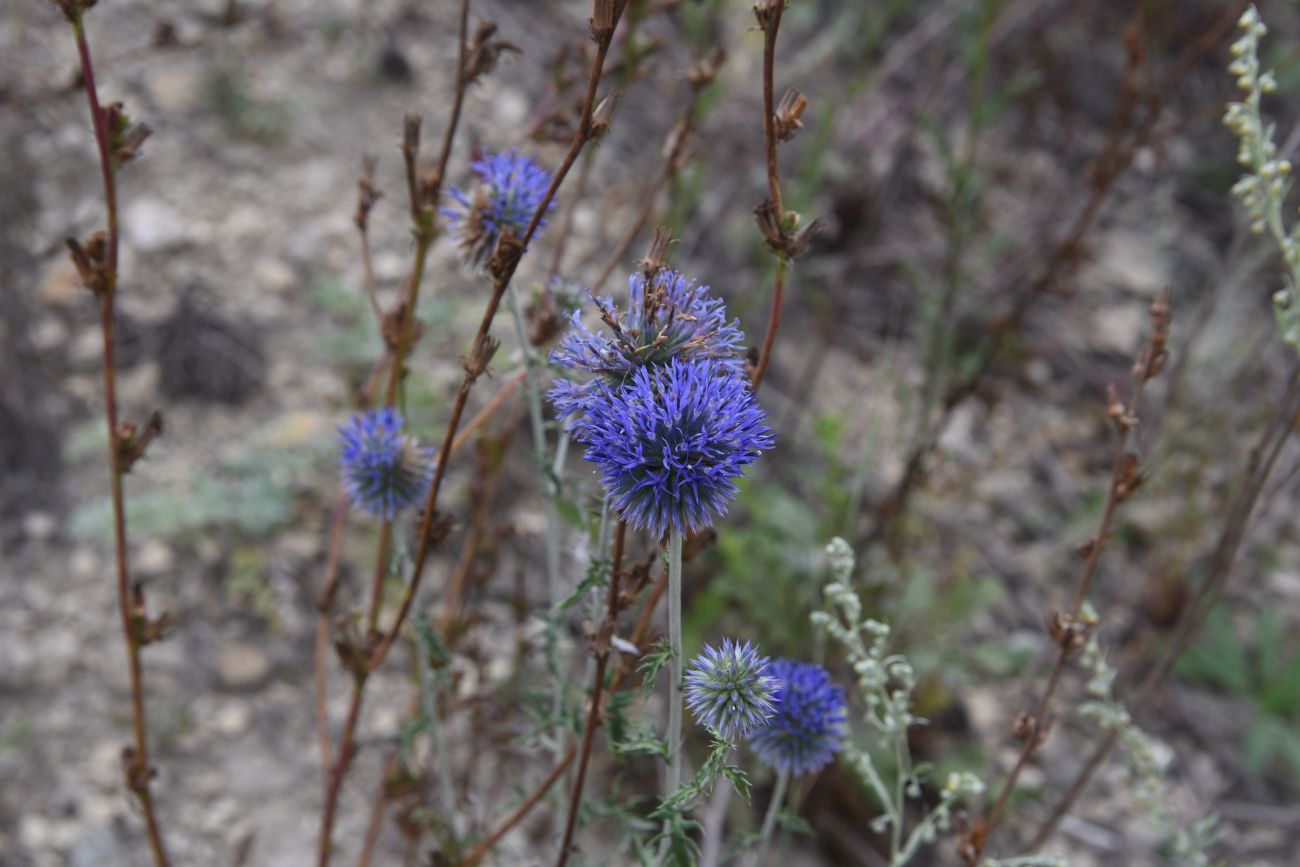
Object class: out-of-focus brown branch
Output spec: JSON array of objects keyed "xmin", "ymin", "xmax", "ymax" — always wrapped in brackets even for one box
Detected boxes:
[
  {"xmin": 366, "ymin": 0, "xmax": 630, "ymax": 677},
  {"xmin": 1027, "ymin": 362, "xmax": 1300, "ymax": 852},
  {"xmin": 870, "ymin": 5, "xmax": 1239, "ymax": 542},
  {"xmin": 962, "ymin": 288, "xmax": 1173, "ymax": 863}
]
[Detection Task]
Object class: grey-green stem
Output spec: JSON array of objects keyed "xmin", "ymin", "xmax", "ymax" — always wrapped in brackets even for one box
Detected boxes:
[
  {"xmin": 750, "ymin": 770, "xmax": 789, "ymax": 867},
  {"xmin": 667, "ymin": 528, "xmax": 684, "ymax": 796}
]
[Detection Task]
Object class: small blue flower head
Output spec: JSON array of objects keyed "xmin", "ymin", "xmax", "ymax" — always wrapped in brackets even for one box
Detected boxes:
[
  {"xmin": 748, "ymin": 660, "xmax": 847, "ymax": 777},
  {"xmin": 338, "ymin": 407, "xmax": 436, "ymax": 519},
  {"xmin": 549, "ymin": 269, "xmax": 746, "ymax": 423},
  {"xmin": 443, "ymin": 150, "xmax": 552, "ymax": 265},
  {"xmin": 572, "ymin": 357, "xmax": 774, "ymax": 538},
  {"xmin": 685, "ymin": 639, "xmax": 781, "ymax": 742}
]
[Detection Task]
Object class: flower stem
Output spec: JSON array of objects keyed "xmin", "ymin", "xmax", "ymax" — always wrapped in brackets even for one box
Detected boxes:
[
  {"xmin": 667, "ymin": 528, "xmax": 684, "ymax": 796},
  {"xmin": 751, "ymin": 770, "xmax": 789, "ymax": 867}
]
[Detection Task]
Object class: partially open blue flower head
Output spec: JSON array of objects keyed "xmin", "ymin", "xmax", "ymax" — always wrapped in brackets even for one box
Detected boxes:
[
  {"xmin": 443, "ymin": 150, "xmax": 552, "ymax": 265},
  {"xmin": 685, "ymin": 639, "xmax": 781, "ymax": 742},
  {"xmin": 574, "ymin": 357, "xmax": 773, "ymax": 538},
  {"xmin": 748, "ymin": 660, "xmax": 847, "ymax": 777},
  {"xmin": 338, "ymin": 407, "xmax": 436, "ymax": 519},
  {"xmin": 549, "ymin": 268, "xmax": 746, "ymax": 424}
]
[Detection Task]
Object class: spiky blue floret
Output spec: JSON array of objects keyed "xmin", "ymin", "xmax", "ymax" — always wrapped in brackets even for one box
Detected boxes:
[
  {"xmin": 338, "ymin": 407, "xmax": 435, "ymax": 519},
  {"xmin": 443, "ymin": 150, "xmax": 552, "ymax": 263},
  {"xmin": 684, "ymin": 639, "xmax": 781, "ymax": 742},
  {"xmin": 748, "ymin": 660, "xmax": 847, "ymax": 777},
  {"xmin": 549, "ymin": 269, "xmax": 745, "ymax": 424},
  {"xmin": 572, "ymin": 358, "xmax": 774, "ymax": 538}
]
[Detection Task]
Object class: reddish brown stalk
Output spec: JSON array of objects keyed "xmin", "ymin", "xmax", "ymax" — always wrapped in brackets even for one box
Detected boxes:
[
  {"xmin": 456, "ymin": 746, "xmax": 578, "ymax": 867},
  {"xmin": 555, "ymin": 521, "xmax": 628, "ymax": 867},
  {"xmin": 314, "ymin": 370, "xmax": 521, "ymax": 775},
  {"xmin": 967, "ymin": 289, "xmax": 1172, "ymax": 862},
  {"xmin": 357, "ymin": 749, "xmax": 401, "ymax": 867},
  {"xmin": 320, "ymin": 6, "xmax": 627, "ymax": 863},
  {"xmin": 1027, "ymin": 363, "xmax": 1300, "ymax": 852},
  {"xmin": 316, "ymin": 494, "xmax": 351, "ymax": 771},
  {"xmin": 67, "ymin": 13, "xmax": 170, "ymax": 866},
  {"xmin": 366, "ymin": 0, "xmax": 629, "ymax": 676},
  {"xmin": 749, "ymin": 2, "xmax": 787, "ymax": 393},
  {"xmin": 317, "ymin": 3, "xmax": 474, "ymax": 863}
]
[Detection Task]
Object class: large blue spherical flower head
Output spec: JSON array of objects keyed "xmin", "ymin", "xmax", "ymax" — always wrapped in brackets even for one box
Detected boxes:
[
  {"xmin": 549, "ymin": 269, "xmax": 746, "ymax": 424},
  {"xmin": 574, "ymin": 357, "xmax": 774, "ymax": 538},
  {"xmin": 685, "ymin": 639, "xmax": 781, "ymax": 742},
  {"xmin": 338, "ymin": 407, "xmax": 436, "ymax": 519},
  {"xmin": 443, "ymin": 150, "xmax": 552, "ymax": 265},
  {"xmin": 748, "ymin": 660, "xmax": 847, "ymax": 777}
]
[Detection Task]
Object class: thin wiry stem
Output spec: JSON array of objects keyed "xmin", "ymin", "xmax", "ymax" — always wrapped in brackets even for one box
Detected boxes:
[{"xmin": 69, "ymin": 13, "xmax": 170, "ymax": 866}]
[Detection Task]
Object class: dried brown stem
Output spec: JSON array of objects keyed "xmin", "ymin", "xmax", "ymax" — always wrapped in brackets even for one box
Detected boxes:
[
  {"xmin": 1027, "ymin": 363, "xmax": 1300, "ymax": 852},
  {"xmin": 456, "ymin": 746, "xmax": 578, "ymax": 867},
  {"xmin": 68, "ymin": 13, "xmax": 170, "ymax": 866},
  {"xmin": 970, "ymin": 288, "xmax": 1171, "ymax": 861},
  {"xmin": 317, "ymin": 3, "xmax": 474, "ymax": 862},
  {"xmin": 319, "ymin": 8, "xmax": 627, "ymax": 863},
  {"xmin": 555, "ymin": 521, "xmax": 628, "ymax": 867},
  {"xmin": 366, "ymin": 0, "xmax": 629, "ymax": 677},
  {"xmin": 750, "ymin": 2, "xmax": 788, "ymax": 392}
]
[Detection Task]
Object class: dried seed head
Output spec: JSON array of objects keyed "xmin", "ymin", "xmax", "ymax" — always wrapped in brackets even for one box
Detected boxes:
[
  {"xmin": 636, "ymin": 226, "xmax": 675, "ymax": 281},
  {"xmin": 686, "ymin": 46, "xmax": 726, "ymax": 92},
  {"xmin": 589, "ymin": 88, "xmax": 622, "ymax": 140},
  {"xmin": 773, "ymin": 88, "xmax": 808, "ymax": 142},
  {"xmin": 753, "ymin": 0, "xmax": 785, "ymax": 31},
  {"xmin": 354, "ymin": 154, "xmax": 382, "ymax": 230},
  {"xmin": 465, "ymin": 334, "xmax": 501, "ymax": 381},
  {"xmin": 464, "ymin": 21, "xmax": 520, "ymax": 84},
  {"xmin": 590, "ymin": 0, "xmax": 617, "ymax": 40}
]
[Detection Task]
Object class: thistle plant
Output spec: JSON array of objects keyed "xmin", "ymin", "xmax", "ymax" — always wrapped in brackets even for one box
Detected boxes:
[
  {"xmin": 1224, "ymin": 5, "xmax": 1300, "ymax": 348},
  {"xmin": 560, "ymin": 348, "xmax": 772, "ymax": 804},
  {"xmin": 443, "ymin": 149, "xmax": 553, "ymax": 266},
  {"xmin": 338, "ymin": 407, "xmax": 436, "ymax": 519}
]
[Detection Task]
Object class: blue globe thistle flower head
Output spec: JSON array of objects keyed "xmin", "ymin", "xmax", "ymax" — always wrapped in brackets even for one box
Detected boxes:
[
  {"xmin": 684, "ymin": 639, "xmax": 781, "ymax": 742},
  {"xmin": 548, "ymin": 269, "xmax": 746, "ymax": 424},
  {"xmin": 573, "ymin": 357, "xmax": 774, "ymax": 538},
  {"xmin": 443, "ymin": 150, "xmax": 552, "ymax": 265},
  {"xmin": 748, "ymin": 659, "xmax": 848, "ymax": 777},
  {"xmin": 338, "ymin": 407, "xmax": 436, "ymax": 519}
]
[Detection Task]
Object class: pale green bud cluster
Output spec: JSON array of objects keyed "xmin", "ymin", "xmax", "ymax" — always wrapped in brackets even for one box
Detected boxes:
[
  {"xmin": 1076, "ymin": 623, "xmax": 1221, "ymax": 867},
  {"xmin": 1223, "ymin": 5, "xmax": 1300, "ymax": 348}
]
